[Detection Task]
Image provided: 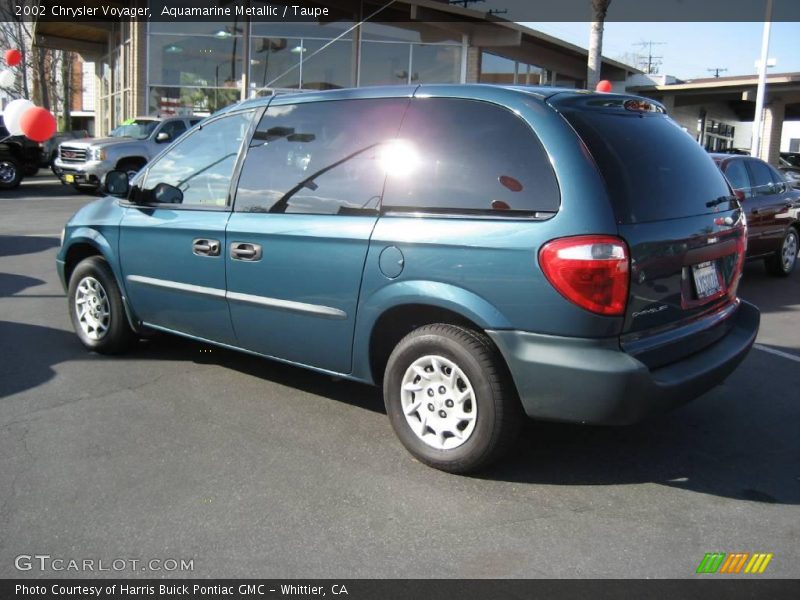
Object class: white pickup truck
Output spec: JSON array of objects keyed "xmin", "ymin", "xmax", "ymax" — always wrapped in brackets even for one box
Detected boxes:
[{"xmin": 53, "ymin": 116, "xmax": 202, "ymax": 191}]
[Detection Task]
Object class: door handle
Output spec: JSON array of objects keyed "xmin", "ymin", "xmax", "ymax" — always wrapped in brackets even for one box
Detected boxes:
[
  {"xmin": 192, "ymin": 238, "xmax": 220, "ymax": 256},
  {"xmin": 230, "ymin": 242, "xmax": 262, "ymax": 261}
]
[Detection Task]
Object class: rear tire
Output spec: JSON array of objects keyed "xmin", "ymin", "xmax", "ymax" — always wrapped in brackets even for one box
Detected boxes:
[
  {"xmin": 765, "ymin": 227, "xmax": 798, "ymax": 277},
  {"xmin": 68, "ymin": 256, "xmax": 135, "ymax": 354},
  {"xmin": 383, "ymin": 323, "xmax": 521, "ymax": 474},
  {"xmin": 0, "ymin": 159, "xmax": 22, "ymax": 190}
]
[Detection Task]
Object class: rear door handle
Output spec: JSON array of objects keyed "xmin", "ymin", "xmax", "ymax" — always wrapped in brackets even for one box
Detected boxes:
[
  {"xmin": 192, "ymin": 238, "xmax": 220, "ymax": 256},
  {"xmin": 230, "ymin": 242, "xmax": 262, "ymax": 261}
]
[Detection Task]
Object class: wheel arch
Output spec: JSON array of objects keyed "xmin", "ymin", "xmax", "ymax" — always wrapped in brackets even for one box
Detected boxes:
[
  {"xmin": 353, "ymin": 281, "xmax": 513, "ymax": 386},
  {"xmin": 63, "ymin": 231, "xmax": 142, "ymax": 332},
  {"xmin": 115, "ymin": 156, "xmax": 148, "ymax": 170}
]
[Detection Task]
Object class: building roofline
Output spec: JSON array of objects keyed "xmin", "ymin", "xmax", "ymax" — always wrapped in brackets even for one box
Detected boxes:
[{"xmin": 629, "ymin": 71, "xmax": 800, "ymax": 92}]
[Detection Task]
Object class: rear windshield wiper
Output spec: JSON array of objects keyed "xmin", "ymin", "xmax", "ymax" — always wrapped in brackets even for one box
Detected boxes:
[{"xmin": 706, "ymin": 195, "xmax": 737, "ymax": 208}]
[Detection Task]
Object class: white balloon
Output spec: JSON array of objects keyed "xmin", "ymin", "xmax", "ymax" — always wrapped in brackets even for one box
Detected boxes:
[
  {"xmin": 4, "ymin": 98, "xmax": 34, "ymax": 136},
  {"xmin": 0, "ymin": 69, "xmax": 14, "ymax": 87}
]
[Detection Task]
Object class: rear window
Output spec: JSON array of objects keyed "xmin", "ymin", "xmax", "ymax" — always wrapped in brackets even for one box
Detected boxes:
[
  {"xmin": 381, "ymin": 98, "xmax": 560, "ymax": 216},
  {"xmin": 563, "ymin": 109, "xmax": 731, "ymax": 224}
]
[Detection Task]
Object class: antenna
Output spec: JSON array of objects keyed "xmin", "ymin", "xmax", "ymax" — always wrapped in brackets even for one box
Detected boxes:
[
  {"xmin": 707, "ymin": 68, "xmax": 728, "ymax": 78},
  {"xmin": 633, "ymin": 41, "xmax": 665, "ymax": 74}
]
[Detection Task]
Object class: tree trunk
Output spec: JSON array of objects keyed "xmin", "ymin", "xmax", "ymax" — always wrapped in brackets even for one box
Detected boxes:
[
  {"xmin": 62, "ymin": 52, "xmax": 73, "ymax": 131},
  {"xmin": 38, "ymin": 47, "xmax": 50, "ymax": 110},
  {"xmin": 16, "ymin": 20, "xmax": 29, "ymax": 99},
  {"xmin": 587, "ymin": 0, "xmax": 611, "ymax": 90}
]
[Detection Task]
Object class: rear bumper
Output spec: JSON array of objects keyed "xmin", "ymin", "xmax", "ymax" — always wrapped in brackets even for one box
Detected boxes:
[{"xmin": 487, "ymin": 300, "xmax": 760, "ymax": 425}]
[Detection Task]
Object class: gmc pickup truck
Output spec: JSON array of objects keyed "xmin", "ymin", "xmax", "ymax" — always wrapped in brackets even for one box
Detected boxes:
[{"xmin": 53, "ymin": 116, "xmax": 202, "ymax": 191}]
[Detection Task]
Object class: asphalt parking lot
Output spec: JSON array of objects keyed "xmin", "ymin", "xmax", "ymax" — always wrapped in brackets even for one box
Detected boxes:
[{"xmin": 1, "ymin": 173, "xmax": 798, "ymax": 579}]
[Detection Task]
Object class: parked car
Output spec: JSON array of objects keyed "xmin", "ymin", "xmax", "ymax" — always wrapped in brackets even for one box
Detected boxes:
[
  {"xmin": 53, "ymin": 116, "xmax": 203, "ymax": 191},
  {"xmin": 780, "ymin": 167, "xmax": 800, "ymax": 189},
  {"xmin": 780, "ymin": 152, "xmax": 800, "ymax": 168},
  {"xmin": 714, "ymin": 147, "xmax": 751, "ymax": 156},
  {"xmin": 711, "ymin": 153, "xmax": 800, "ymax": 276},
  {"xmin": 41, "ymin": 130, "xmax": 90, "ymax": 168},
  {"xmin": 0, "ymin": 115, "xmax": 44, "ymax": 189},
  {"xmin": 58, "ymin": 85, "xmax": 759, "ymax": 473},
  {"xmin": 779, "ymin": 152, "xmax": 800, "ymax": 189}
]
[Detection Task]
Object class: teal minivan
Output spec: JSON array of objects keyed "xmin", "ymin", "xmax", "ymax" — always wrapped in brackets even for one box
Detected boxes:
[{"xmin": 58, "ymin": 85, "xmax": 759, "ymax": 473}]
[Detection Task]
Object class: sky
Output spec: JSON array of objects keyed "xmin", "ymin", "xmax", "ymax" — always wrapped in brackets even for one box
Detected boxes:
[{"xmin": 523, "ymin": 22, "xmax": 800, "ymax": 80}]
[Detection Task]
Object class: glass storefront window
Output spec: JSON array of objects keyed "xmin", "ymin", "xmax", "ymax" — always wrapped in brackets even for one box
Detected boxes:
[
  {"xmin": 149, "ymin": 21, "xmax": 242, "ymax": 36},
  {"xmin": 148, "ymin": 85, "xmax": 240, "ymax": 116},
  {"xmin": 249, "ymin": 37, "xmax": 301, "ymax": 90},
  {"xmin": 251, "ymin": 21, "xmax": 354, "ymax": 40},
  {"xmin": 412, "ymin": 45, "xmax": 461, "ymax": 84},
  {"xmin": 480, "ymin": 52, "xmax": 547, "ymax": 86},
  {"xmin": 361, "ymin": 22, "xmax": 460, "ymax": 44},
  {"xmin": 480, "ymin": 52, "xmax": 516, "ymax": 84},
  {"xmin": 150, "ymin": 33, "xmax": 243, "ymax": 87},
  {"xmin": 301, "ymin": 39, "xmax": 353, "ymax": 89},
  {"xmin": 100, "ymin": 61, "xmax": 111, "ymax": 96},
  {"xmin": 359, "ymin": 41, "xmax": 412, "ymax": 86}
]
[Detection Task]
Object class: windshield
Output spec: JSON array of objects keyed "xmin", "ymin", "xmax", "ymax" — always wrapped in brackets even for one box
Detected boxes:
[{"xmin": 110, "ymin": 119, "xmax": 159, "ymax": 140}]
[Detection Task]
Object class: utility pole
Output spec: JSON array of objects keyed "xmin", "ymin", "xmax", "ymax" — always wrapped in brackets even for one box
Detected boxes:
[
  {"xmin": 634, "ymin": 41, "xmax": 665, "ymax": 75},
  {"xmin": 707, "ymin": 67, "xmax": 728, "ymax": 78}
]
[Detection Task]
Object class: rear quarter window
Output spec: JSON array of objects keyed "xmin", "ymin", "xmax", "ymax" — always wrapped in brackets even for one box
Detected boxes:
[
  {"xmin": 563, "ymin": 109, "xmax": 731, "ymax": 224},
  {"xmin": 381, "ymin": 98, "xmax": 560, "ymax": 216}
]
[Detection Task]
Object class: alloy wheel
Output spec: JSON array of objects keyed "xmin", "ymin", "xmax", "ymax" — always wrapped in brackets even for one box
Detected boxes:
[
  {"xmin": 782, "ymin": 230, "xmax": 798, "ymax": 273},
  {"xmin": 0, "ymin": 161, "xmax": 17, "ymax": 184},
  {"xmin": 74, "ymin": 276, "xmax": 111, "ymax": 340},
  {"xmin": 400, "ymin": 354, "xmax": 477, "ymax": 450}
]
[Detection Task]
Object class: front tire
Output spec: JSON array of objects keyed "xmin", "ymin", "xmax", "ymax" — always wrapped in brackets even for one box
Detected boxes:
[
  {"xmin": 383, "ymin": 324, "xmax": 521, "ymax": 474},
  {"xmin": 116, "ymin": 159, "xmax": 146, "ymax": 181},
  {"xmin": 0, "ymin": 159, "xmax": 22, "ymax": 190},
  {"xmin": 765, "ymin": 227, "xmax": 798, "ymax": 277},
  {"xmin": 68, "ymin": 256, "xmax": 135, "ymax": 354}
]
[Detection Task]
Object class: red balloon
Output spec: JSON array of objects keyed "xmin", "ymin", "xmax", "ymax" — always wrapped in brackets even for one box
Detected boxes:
[
  {"xmin": 19, "ymin": 106, "xmax": 57, "ymax": 142},
  {"xmin": 596, "ymin": 80, "xmax": 613, "ymax": 93},
  {"xmin": 5, "ymin": 49, "xmax": 21, "ymax": 67}
]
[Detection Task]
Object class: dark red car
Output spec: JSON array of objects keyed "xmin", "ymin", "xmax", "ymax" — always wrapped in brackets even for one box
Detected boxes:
[{"xmin": 711, "ymin": 153, "xmax": 800, "ymax": 277}]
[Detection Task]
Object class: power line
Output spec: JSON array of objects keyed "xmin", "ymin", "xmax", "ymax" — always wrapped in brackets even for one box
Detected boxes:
[{"xmin": 707, "ymin": 67, "xmax": 728, "ymax": 78}]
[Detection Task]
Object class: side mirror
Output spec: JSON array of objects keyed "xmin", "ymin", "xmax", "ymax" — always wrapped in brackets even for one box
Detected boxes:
[
  {"xmin": 152, "ymin": 182, "xmax": 183, "ymax": 204},
  {"xmin": 104, "ymin": 170, "xmax": 130, "ymax": 197},
  {"xmin": 156, "ymin": 131, "xmax": 171, "ymax": 143}
]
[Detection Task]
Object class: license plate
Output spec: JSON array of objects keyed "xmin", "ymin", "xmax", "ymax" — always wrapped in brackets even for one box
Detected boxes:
[
  {"xmin": 64, "ymin": 174, "xmax": 74, "ymax": 183},
  {"xmin": 692, "ymin": 261, "xmax": 722, "ymax": 299}
]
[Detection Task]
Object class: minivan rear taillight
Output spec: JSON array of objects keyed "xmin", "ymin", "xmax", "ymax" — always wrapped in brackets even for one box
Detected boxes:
[{"xmin": 539, "ymin": 235, "xmax": 630, "ymax": 316}]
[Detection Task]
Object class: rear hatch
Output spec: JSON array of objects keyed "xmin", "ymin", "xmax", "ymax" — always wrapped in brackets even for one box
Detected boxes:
[{"xmin": 552, "ymin": 93, "xmax": 746, "ymax": 369}]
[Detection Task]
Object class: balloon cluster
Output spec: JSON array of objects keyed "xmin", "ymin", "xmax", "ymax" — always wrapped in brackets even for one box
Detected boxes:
[{"xmin": 1, "ymin": 48, "xmax": 57, "ymax": 142}]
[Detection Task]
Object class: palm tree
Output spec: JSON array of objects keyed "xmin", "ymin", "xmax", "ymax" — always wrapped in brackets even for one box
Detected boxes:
[{"xmin": 587, "ymin": 0, "xmax": 611, "ymax": 90}]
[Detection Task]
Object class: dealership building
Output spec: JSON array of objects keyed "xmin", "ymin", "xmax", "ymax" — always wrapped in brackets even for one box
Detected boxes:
[{"xmin": 33, "ymin": 0, "xmax": 636, "ymax": 136}]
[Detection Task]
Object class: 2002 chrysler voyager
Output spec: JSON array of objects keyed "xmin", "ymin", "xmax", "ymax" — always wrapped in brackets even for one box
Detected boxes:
[{"xmin": 58, "ymin": 85, "xmax": 760, "ymax": 473}]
